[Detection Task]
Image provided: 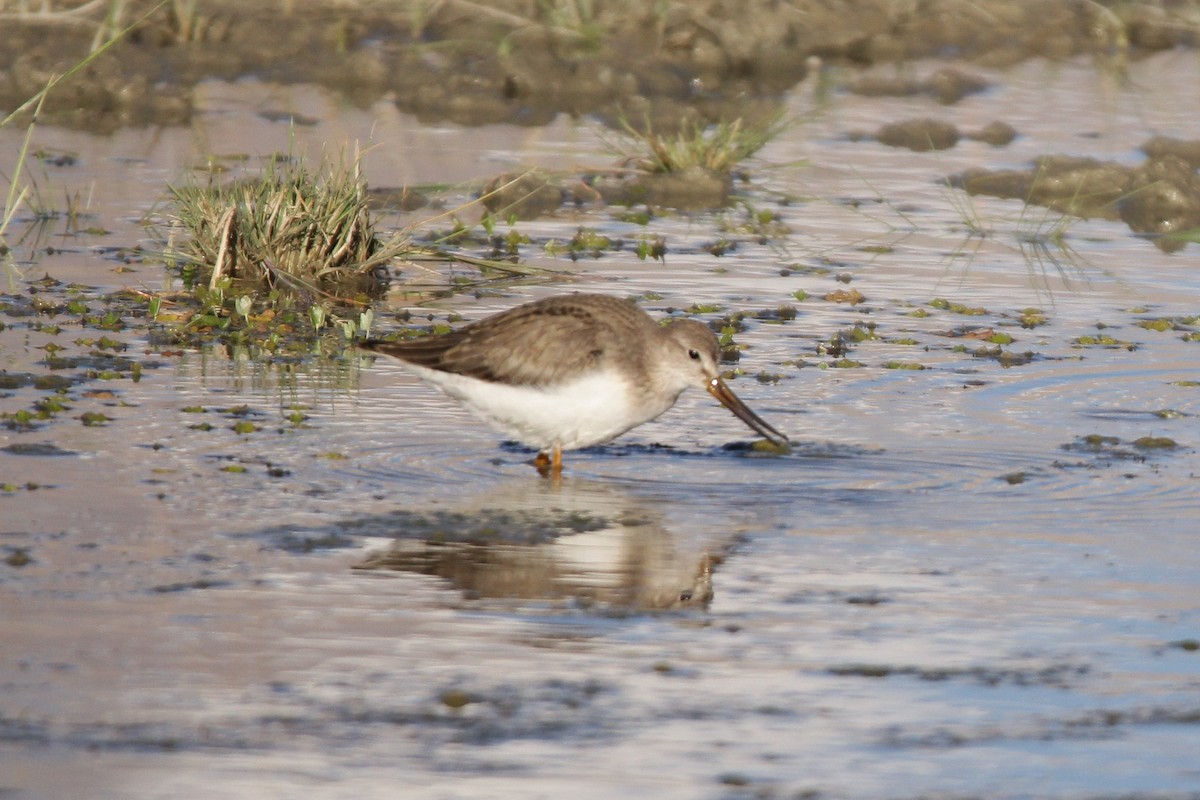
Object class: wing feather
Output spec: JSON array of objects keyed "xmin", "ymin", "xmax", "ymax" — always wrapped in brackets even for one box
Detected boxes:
[{"xmin": 362, "ymin": 294, "xmax": 650, "ymax": 387}]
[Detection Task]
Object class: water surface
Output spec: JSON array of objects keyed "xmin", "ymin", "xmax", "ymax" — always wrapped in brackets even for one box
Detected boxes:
[{"xmin": 3, "ymin": 51, "xmax": 1199, "ymax": 800}]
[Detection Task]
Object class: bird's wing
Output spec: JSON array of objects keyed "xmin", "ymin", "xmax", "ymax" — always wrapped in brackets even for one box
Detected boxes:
[
  {"xmin": 361, "ymin": 329, "xmax": 472, "ymax": 370},
  {"xmin": 363, "ymin": 297, "xmax": 639, "ymax": 387}
]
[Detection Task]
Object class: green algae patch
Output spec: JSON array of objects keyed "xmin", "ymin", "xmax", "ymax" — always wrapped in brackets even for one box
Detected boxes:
[
  {"xmin": 830, "ymin": 662, "xmax": 1086, "ymax": 687},
  {"xmin": 1137, "ymin": 315, "xmax": 1198, "ymax": 334},
  {"xmin": 829, "ymin": 664, "xmax": 892, "ymax": 678},
  {"xmin": 4, "ymin": 548, "xmax": 33, "ymax": 568},
  {"xmin": 1, "ymin": 287, "xmax": 169, "ymax": 437},
  {"xmin": 33, "ymin": 374, "xmax": 74, "ymax": 391},
  {"xmin": 544, "ymin": 227, "xmax": 619, "ymax": 259},
  {"xmin": 634, "ymin": 234, "xmax": 667, "ymax": 262},
  {"xmin": 1060, "ymin": 433, "xmax": 1183, "ymax": 464},
  {"xmin": 844, "ymin": 322, "xmax": 880, "ymax": 342},
  {"xmin": 748, "ymin": 438, "xmax": 791, "ymax": 456},
  {"xmin": 1018, "ymin": 308, "xmax": 1049, "ymax": 328},
  {"xmin": 758, "ymin": 304, "xmax": 798, "ymax": 322},
  {"xmin": 996, "ymin": 350, "xmax": 1035, "ymax": 367},
  {"xmin": 1074, "ymin": 434, "xmax": 1121, "ymax": 451},
  {"xmin": 440, "ymin": 689, "xmax": 473, "ymax": 709},
  {"xmin": 972, "ymin": 346, "xmax": 1035, "ymax": 367},
  {"xmin": 0, "ymin": 482, "xmax": 41, "ymax": 494},
  {"xmin": 1073, "ymin": 334, "xmax": 1136, "ymax": 349},
  {"xmin": 0, "ymin": 443, "xmax": 76, "ymax": 457},
  {"xmin": 1132, "ymin": 436, "xmax": 1177, "ymax": 450},
  {"xmin": 34, "ymin": 396, "xmax": 70, "ymax": 416},
  {"xmin": 930, "ymin": 298, "xmax": 988, "ymax": 315},
  {"xmin": 884, "ymin": 361, "xmax": 928, "ymax": 370}
]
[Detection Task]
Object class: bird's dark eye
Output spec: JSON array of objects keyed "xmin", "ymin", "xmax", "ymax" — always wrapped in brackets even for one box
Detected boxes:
[{"xmin": 688, "ymin": 349, "xmax": 701, "ymax": 361}]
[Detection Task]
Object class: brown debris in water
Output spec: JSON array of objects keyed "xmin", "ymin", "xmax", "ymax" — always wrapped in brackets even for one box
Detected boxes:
[
  {"xmin": 875, "ymin": 118, "xmax": 962, "ymax": 151},
  {"xmin": 969, "ymin": 121, "xmax": 1019, "ymax": 147}
]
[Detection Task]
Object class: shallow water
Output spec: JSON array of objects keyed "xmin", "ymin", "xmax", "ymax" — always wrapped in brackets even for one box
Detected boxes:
[{"xmin": 3, "ymin": 52, "xmax": 1200, "ymax": 799}]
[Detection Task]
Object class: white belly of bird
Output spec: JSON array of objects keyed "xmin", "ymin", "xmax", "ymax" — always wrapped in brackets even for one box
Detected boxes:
[{"xmin": 405, "ymin": 366, "xmax": 672, "ymax": 451}]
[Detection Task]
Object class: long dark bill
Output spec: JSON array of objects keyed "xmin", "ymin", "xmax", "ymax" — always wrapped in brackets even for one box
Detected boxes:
[{"xmin": 706, "ymin": 377, "xmax": 790, "ymax": 447}]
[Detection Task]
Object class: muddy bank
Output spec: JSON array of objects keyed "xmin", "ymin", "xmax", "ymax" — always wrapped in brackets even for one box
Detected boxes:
[
  {"xmin": 0, "ymin": 0, "xmax": 1196, "ymax": 133},
  {"xmin": 954, "ymin": 136, "xmax": 1200, "ymax": 252}
]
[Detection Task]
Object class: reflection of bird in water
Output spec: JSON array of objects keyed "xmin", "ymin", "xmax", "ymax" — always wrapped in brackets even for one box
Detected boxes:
[
  {"xmin": 361, "ymin": 294, "xmax": 789, "ymax": 475},
  {"xmin": 356, "ymin": 524, "xmax": 715, "ymax": 611},
  {"xmin": 351, "ymin": 480, "xmax": 722, "ymax": 612}
]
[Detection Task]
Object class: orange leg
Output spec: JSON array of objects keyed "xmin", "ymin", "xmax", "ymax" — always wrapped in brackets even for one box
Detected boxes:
[{"xmin": 534, "ymin": 444, "xmax": 564, "ymax": 478}]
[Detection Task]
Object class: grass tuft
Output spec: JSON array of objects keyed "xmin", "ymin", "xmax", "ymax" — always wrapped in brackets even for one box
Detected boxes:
[
  {"xmin": 609, "ymin": 113, "xmax": 789, "ymax": 175},
  {"xmin": 164, "ymin": 151, "xmax": 407, "ymax": 295}
]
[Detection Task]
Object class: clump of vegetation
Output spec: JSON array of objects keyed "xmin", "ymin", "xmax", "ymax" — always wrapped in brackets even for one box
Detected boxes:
[
  {"xmin": 825, "ymin": 288, "xmax": 865, "ymax": 305},
  {"xmin": 1017, "ymin": 308, "xmax": 1048, "ymax": 328},
  {"xmin": 1073, "ymin": 334, "xmax": 1136, "ymax": 349},
  {"xmin": 1132, "ymin": 436, "xmax": 1177, "ymax": 450},
  {"xmin": 543, "ymin": 226, "xmax": 619, "ymax": 260},
  {"xmin": 150, "ymin": 156, "xmax": 555, "ymax": 354},
  {"xmin": 611, "ymin": 113, "xmax": 789, "ymax": 175},
  {"xmin": 164, "ymin": 153, "xmax": 408, "ymax": 296},
  {"xmin": 930, "ymin": 298, "xmax": 988, "ymax": 315}
]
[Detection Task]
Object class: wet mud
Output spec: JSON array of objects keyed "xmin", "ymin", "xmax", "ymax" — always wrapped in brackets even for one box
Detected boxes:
[
  {"xmin": 1, "ymin": 0, "xmax": 1197, "ymax": 133},
  {"xmin": 6, "ymin": 2, "xmax": 1200, "ymax": 230},
  {"xmin": 955, "ymin": 141, "xmax": 1200, "ymax": 252}
]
